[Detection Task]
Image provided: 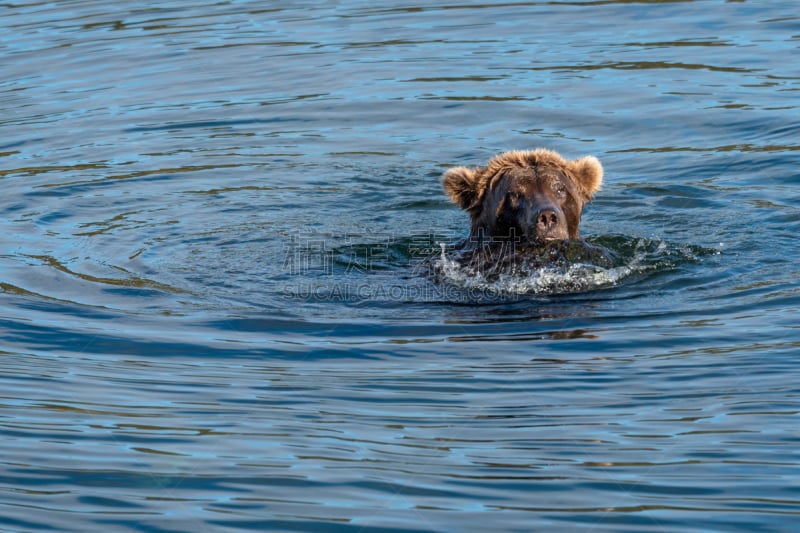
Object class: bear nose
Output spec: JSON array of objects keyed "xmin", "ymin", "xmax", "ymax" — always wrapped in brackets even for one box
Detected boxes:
[{"xmin": 536, "ymin": 209, "xmax": 559, "ymax": 232}]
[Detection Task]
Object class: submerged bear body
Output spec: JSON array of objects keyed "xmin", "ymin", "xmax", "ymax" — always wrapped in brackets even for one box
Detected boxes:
[{"xmin": 444, "ymin": 240, "xmax": 615, "ymax": 281}]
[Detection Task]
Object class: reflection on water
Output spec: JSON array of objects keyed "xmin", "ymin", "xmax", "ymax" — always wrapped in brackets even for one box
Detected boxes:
[{"xmin": 2, "ymin": 1, "xmax": 800, "ymax": 531}]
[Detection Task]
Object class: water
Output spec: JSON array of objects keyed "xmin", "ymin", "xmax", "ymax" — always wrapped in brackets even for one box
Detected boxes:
[{"xmin": 2, "ymin": 1, "xmax": 799, "ymax": 531}]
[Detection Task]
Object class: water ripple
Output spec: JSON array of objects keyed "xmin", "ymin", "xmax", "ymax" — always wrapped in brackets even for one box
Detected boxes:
[{"xmin": 2, "ymin": 1, "xmax": 800, "ymax": 531}]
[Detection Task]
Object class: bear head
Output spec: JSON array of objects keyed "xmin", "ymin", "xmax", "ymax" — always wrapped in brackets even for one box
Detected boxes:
[{"xmin": 442, "ymin": 149, "xmax": 603, "ymax": 244}]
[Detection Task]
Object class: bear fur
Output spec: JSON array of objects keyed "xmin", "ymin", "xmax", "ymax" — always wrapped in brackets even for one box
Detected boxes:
[{"xmin": 442, "ymin": 148, "xmax": 603, "ymax": 245}]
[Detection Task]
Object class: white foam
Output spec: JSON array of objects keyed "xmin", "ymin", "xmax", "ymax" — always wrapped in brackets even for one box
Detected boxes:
[{"xmin": 433, "ymin": 241, "xmax": 648, "ymax": 295}]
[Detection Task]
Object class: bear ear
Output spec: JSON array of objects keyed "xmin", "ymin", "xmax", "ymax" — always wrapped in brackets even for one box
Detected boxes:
[
  {"xmin": 570, "ymin": 155, "xmax": 603, "ymax": 200},
  {"xmin": 442, "ymin": 166, "xmax": 482, "ymax": 210}
]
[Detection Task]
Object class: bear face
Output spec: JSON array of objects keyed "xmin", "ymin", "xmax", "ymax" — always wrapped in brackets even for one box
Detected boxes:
[{"xmin": 442, "ymin": 149, "xmax": 603, "ymax": 245}]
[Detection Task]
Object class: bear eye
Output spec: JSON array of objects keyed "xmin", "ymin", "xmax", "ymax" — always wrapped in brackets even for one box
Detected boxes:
[
  {"xmin": 505, "ymin": 191, "xmax": 522, "ymax": 209},
  {"xmin": 552, "ymin": 182, "xmax": 566, "ymax": 198}
]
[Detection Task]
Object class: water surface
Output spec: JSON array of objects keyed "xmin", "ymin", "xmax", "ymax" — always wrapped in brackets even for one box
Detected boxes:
[{"xmin": 2, "ymin": 1, "xmax": 799, "ymax": 531}]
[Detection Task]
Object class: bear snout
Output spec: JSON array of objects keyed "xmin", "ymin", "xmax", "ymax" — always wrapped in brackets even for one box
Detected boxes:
[{"xmin": 529, "ymin": 206, "xmax": 568, "ymax": 241}]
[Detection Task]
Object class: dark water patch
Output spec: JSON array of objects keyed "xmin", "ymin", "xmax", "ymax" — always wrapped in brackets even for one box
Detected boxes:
[
  {"xmin": 612, "ymin": 143, "xmax": 800, "ymax": 153},
  {"xmin": 530, "ymin": 60, "xmax": 758, "ymax": 74},
  {"xmin": 125, "ymin": 116, "xmax": 314, "ymax": 133}
]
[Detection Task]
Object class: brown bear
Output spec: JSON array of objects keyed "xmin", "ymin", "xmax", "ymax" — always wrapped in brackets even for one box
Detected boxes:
[
  {"xmin": 436, "ymin": 149, "xmax": 611, "ymax": 284},
  {"xmin": 442, "ymin": 148, "xmax": 603, "ymax": 245}
]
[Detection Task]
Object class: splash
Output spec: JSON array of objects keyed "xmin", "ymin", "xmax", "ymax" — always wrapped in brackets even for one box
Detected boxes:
[{"xmin": 431, "ymin": 237, "xmax": 695, "ymax": 296}]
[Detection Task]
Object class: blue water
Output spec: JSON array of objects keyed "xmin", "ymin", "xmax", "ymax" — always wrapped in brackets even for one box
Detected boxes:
[{"xmin": 2, "ymin": 1, "xmax": 799, "ymax": 531}]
